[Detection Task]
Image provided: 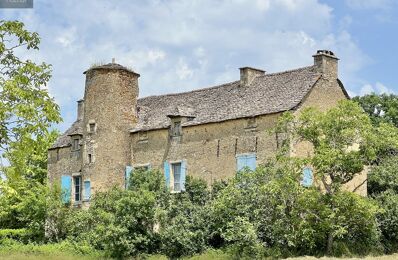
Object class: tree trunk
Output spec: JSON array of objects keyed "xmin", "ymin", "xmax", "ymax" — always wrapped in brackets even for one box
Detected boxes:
[{"xmin": 327, "ymin": 232, "xmax": 333, "ymax": 255}]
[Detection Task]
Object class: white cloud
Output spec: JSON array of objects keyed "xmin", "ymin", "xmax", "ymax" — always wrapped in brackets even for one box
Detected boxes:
[
  {"xmin": 0, "ymin": 0, "xmax": 370, "ymax": 131},
  {"xmin": 176, "ymin": 58, "xmax": 194, "ymax": 80},
  {"xmin": 359, "ymin": 82, "xmax": 394, "ymax": 96}
]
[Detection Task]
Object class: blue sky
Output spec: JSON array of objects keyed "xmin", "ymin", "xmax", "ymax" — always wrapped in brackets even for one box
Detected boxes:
[{"xmin": 1, "ymin": 0, "xmax": 397, "ymax": 132}]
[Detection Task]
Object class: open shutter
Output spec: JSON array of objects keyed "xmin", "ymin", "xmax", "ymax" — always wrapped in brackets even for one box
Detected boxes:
[
  {"xmin": 181, "ymin": 160, "xmax": 187, "ymax": 192},
  {"xmin": 236, "ymin": 155, "xmax": 246, "ymax": 172},
  {"xmin": 61, "ymin": 175, "xmax": 72, "ymax": 204},
  {"xmin": 125, "ymin": 166, "xmax": 134, "ymax": 189},
  {"xmin": 246, "ymin": 153, "xmax": 256, "ymax": 171},
  {"xmin": 83, "ymin": 180, "xmax": 91, "ymax": 201},
  {"xmin": 164, "ymin": 161, "xmax": 170, "ymax": 189},
  {"xmin": 301, "ymin": 167, "xmax": 313, "ymax": 187}
]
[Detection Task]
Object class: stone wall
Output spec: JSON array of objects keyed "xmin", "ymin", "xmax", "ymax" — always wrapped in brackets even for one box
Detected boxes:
[{"xmin": 131, "ymin": 113, "xmax": 281, "ymax": 186}]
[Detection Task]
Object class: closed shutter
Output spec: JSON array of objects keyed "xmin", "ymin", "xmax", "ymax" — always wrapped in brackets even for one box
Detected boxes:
[
  {"xmin": 236, "ymin": 155, "xmax": 246, "ymax": 171},
  {"xmin": 125, "ymin": 166, "xmax": 134, "ymax": 189},
  {"xmin": 236, "ymin": 153, "xmax": 256, "ymax": 171},
  {"xmin": 301, "ymin": 167, "xmax": 313, "ymax": 187},
  {"xmin": 83, "ymin": 180, "xmax": 91, "ymax": 201},
  {"xmin": 164, "ymin": 161, "xmax": 170, "ymax": 189},
  {"xmin": 181, "ymin": 160, "xmax": 187, "ymax": 192},
  {"xmin": 246, "ymin": 154, "xmax": 256, "ymax": 171},
  {"xmin": 61, "ymin": 175, "xmax": 72, "ymax": 203}
]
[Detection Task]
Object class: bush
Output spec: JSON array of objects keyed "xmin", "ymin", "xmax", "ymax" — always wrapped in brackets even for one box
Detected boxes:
[{"xmin": 368, "ymin": 156, "xmax": 398, "ymax": 196}]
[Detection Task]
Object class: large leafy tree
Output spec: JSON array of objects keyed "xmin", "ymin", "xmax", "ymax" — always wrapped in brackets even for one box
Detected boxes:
[
  {"xmin": 276, "ymin": 100, "xmax": 398, "ymax": 253},
  {"xmin": 0, "ymin": 20, "xmax": 61, "ymax": 236},
  {"xmin": 353, "ymin": 93, "xmax": 398, "ymax": 128},
  {"xmin": 0, "ymin": 20, "xmax": 61, "ymax": 178}
]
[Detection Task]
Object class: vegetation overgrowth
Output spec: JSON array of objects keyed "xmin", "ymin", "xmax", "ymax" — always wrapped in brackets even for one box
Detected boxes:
[{"xmin": 2, "ymin": 20, "xmax": 398, "ymax": 259}]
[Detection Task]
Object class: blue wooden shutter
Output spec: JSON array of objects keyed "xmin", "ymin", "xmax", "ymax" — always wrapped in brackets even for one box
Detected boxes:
[
  {"xmin": 301, "ymin": 167, "xmax": 313, "ymax": 187},
  {"xmin": 236, "ymin": 155, "xmax": 246, "ymax": 171},
  {"xmin": 181, "ymin": 160, "xmax": 187, "ymax": 192},
  {"xmin": 246, "ymin": 153, "xmax": 256, "ymax": 171},
  {"xmin": 83, "ymin": 180, "xmax": 91, "ymax": 201},
  {"xmin": 125, "ymin": 166, "xmax": 133, "ymax": 189},
  {"xmin": 164, "ymin": 161, "xmax": 170, "ymax": 189},
  {"xmin": 61, "ymin": 175, "xmax": 72, "ymax": 203}
]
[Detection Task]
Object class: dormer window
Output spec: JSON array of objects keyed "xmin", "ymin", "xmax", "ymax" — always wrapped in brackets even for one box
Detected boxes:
[
  {"xmin": 172, "ymin": 121, "xmax": 182, "ymax": 136},
  {"xmin": 72, "ymin": 138, "xmax": 80, "ymax": 151}
]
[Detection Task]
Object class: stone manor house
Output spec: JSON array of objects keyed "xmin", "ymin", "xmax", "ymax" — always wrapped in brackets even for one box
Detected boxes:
[{"xmin": 47, "ymin": 50, "xmax": 367, "ymax": 206}]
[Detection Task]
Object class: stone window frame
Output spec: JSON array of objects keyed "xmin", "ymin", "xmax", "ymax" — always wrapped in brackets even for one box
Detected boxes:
[
  {"xmin": 72, "ymin": 173, "xmax": 82, "ymax": 205},
  {"xmin": 71, "ymin": 137, "xmax": 80, "ymax": 151},
  {"xmin": 134, "ymin": 163, "xmax": 151, "ymax": 172},
  {"xmin": 245, "ymin": 117, "xmax": 257, "ymax": 130},
  {"xmin": 87, "ymin": 120, "xmax": 97, "ymax": 134},
  {"xmin": 138, "ymin": 131, "xmax": 149, "ymax": 142},
  {"xmin": 170, "ymin": 160, "xmax": 183, "ymax": 193},
  {"xmin": 171, "ymin": 120, "xmax": 182, "ymax": 137}
]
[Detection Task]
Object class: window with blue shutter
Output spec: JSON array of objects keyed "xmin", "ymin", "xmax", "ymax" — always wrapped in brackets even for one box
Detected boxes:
[
  {"xmin": 83, "ymin": 180, "xmax": 91, "ymax": 201},
  {"xmin": 236, "ymin": 153, "xmax": 257, "ymax": 171},
  {"xmin": 125, "ymin": 166, "xmax": 133, "ymax": 189},
  {"xmin": 301, "ymin": 167, "xmax": 313, "ymax": 187},
  {"xmin": 164, "ymin": 161, "xmax": 170, "ymax": 189},
  {"xmin": 61, "ymin": 175, "xmax": 72, "ymax": 204},
  {"xmin": 181, "ymin": 160, "xmax": 187, "ymax": 192}
]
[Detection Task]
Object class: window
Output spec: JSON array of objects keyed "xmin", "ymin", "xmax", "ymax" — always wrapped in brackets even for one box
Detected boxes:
[
  {"xmin": 236, "ymin": 153, "xmax": 256, "ymax": 171},
  {"xmin": 138, "ymin": 131, "xmax": 148, "ymax": 141},
  {"xmin": 88, "ymin": 153, "xmax": 92, "ymax": 163},
  {"xmin": 246, "ymin": 117, "xmax": 257, "ymax": 128},
  {"xmin": 89, "ymin": 123, "xmax": 96, "ymax": 133},
  {"xmin": 72, "ymin": 138, "xmax": 80, "ymax": 151},
  {"xmin": 83, "ymin": 180, "xmax": 91, "ymax": 201},
  {"xmin": 172, "ymin": 121, "xmax": 181, "ymax": 136},
  {"xmin": 73, "ymin": 176, "xmax": 82, "ymax": 202},
  {"xmin": 301, "ymin": 167, "xmax": 313, "ymax": 187},
  {"xmin": 172, "ymin": 162, "xmax": 182, "ymax": 192}
]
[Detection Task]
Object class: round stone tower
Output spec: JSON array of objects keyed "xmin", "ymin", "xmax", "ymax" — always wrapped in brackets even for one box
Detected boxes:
[{"xmin": 82, "ymin": 62, "xmax": 139, "ymax": 194}]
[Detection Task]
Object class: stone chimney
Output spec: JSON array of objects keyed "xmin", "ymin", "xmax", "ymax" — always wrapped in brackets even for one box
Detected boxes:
[
  {"xmin": 77, "ymin": 99, "xmax": 84, "ymax": 120},
  {"xmin": 239, "ymin": 67, "xmax": 265, "ymax": 87},
  {"xmin": 313, "ymin": 50, "xmax": 339, "ymax": 79}
]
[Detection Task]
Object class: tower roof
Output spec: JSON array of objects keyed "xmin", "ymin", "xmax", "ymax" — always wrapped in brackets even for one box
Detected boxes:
[{"xmin": 83, "ymin": 62, "xmax": 140, "ymax": 76}]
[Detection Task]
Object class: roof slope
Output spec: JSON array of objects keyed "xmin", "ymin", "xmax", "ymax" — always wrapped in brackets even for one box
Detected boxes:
[
  {"xmin": 132, "ymin": 65, "xmax": 321, "ymax": 132},
  {"xmin": 50, "ymin": 65, "xmax": 322, "ymax": 149}
]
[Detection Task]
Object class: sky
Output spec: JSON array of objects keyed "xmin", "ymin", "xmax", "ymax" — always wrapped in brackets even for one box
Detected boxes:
[{"xmin": 1, "ymin": 0, "xmax": 397, "ymax": 132}]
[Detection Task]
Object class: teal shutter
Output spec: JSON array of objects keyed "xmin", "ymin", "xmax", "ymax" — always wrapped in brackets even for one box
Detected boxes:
[
  {"xmin": 301, "ymin": 167, "xmax": 313, "ymax": 187},
  {"xmin": 164, "ymin": 161, "xmax": 170, "ymax": 189},
  {"xmin": 61, "ymin": 175, "xmax": 72, "ymax": 203},
  {"xmin": 246, "ymin": 153, "xmax": 256, "ymax": 171},
  {"xmin": 236, "ymin": 153, "xmax": 256, "ymax": 171},
  {"xmin": 125, "ymin": 166, "xmax": 133, "ymax": 189},
  {"xmin": 236, "ymin": 155, "xmax": 246, "ymax": 171},
  {"xmin": 83, "ymin": 180, "xmax": 91, "ymax": 201},
  {"xmin": 181, "ymin": 160, "xmax": 187, "ymax": 191}
]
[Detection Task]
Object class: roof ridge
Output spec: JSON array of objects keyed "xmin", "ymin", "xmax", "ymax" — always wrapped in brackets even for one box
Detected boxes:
[
  {"xmin": 138, "ymin": 80, "xmax": 240, "ymax": 101},
  {"xmin": 138, "ymin": 65, "xmax": 317, "ymax": 102},
  {"xmin": 261, "ymin": 65, "xmax": 316, "ymax": 77}
]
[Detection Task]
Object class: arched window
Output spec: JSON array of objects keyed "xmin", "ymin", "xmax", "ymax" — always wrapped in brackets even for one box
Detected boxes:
[{"xmin": 301, "ymin": 167, "xmax": 313, "ymax": 187}]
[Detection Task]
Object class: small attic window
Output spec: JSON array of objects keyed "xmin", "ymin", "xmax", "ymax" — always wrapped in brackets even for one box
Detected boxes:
[
  {"xmin": 171, "ymin": 121, "xmax": 182, "ymax": 137},
  {"xmin": 89, "ymin": 123, "xmax": 96, "ymax": 133},
  {"xmin": 71, "ymin": 138, "xmax": 80, "ymax": 151},
  {"xmin": 246, "ymin": 117, "xmax": 257, "ymax": 129}
]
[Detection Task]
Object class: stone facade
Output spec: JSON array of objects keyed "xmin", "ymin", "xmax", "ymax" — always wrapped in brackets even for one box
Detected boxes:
[{"xmin": 47, "ymin": 50, "xmax": 366, "ymax": 207}]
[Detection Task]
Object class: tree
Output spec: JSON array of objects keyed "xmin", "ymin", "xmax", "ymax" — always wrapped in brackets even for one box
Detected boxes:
[
  {"xmin": 353, "ymin": 93, "xmax": 398, "ymax": 128},
  {"xmin": 276, "ymin": 100, "xmax": 398, "ymax": 254},
  {"xmin": 0, "ymin": 20, "xmax": 61, "ymax": 179}
]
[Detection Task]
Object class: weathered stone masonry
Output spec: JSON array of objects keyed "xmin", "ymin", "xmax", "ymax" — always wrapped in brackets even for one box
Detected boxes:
[{"xmin": 48, "ymin": 50, "xmax": 367, "ymax": 207}]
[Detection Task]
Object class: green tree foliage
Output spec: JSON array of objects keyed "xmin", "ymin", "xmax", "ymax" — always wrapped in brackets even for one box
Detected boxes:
[
  {"xmin": 0, "ymin": 20, "xmax": 61, "ymax": 240},
  {"xmin": 0, "ymin": 20, "xmax": 61, "ymax": 155},
  {"xmin": 353, "ymin": 93, "xmax": 398, "ymax": 127}
]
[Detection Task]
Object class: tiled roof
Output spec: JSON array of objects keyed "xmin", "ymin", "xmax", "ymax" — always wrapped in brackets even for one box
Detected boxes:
[
  {"xmin": 51, "ymin": 65, "xmax": 327, "ymax": 149},
  {"xmin": 131, "ymin": 65, "xmax": 322, "ymax": 132},
  {"xmin": 50, "ymin": 120, "xmax": 83, "ymax": 149}
]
